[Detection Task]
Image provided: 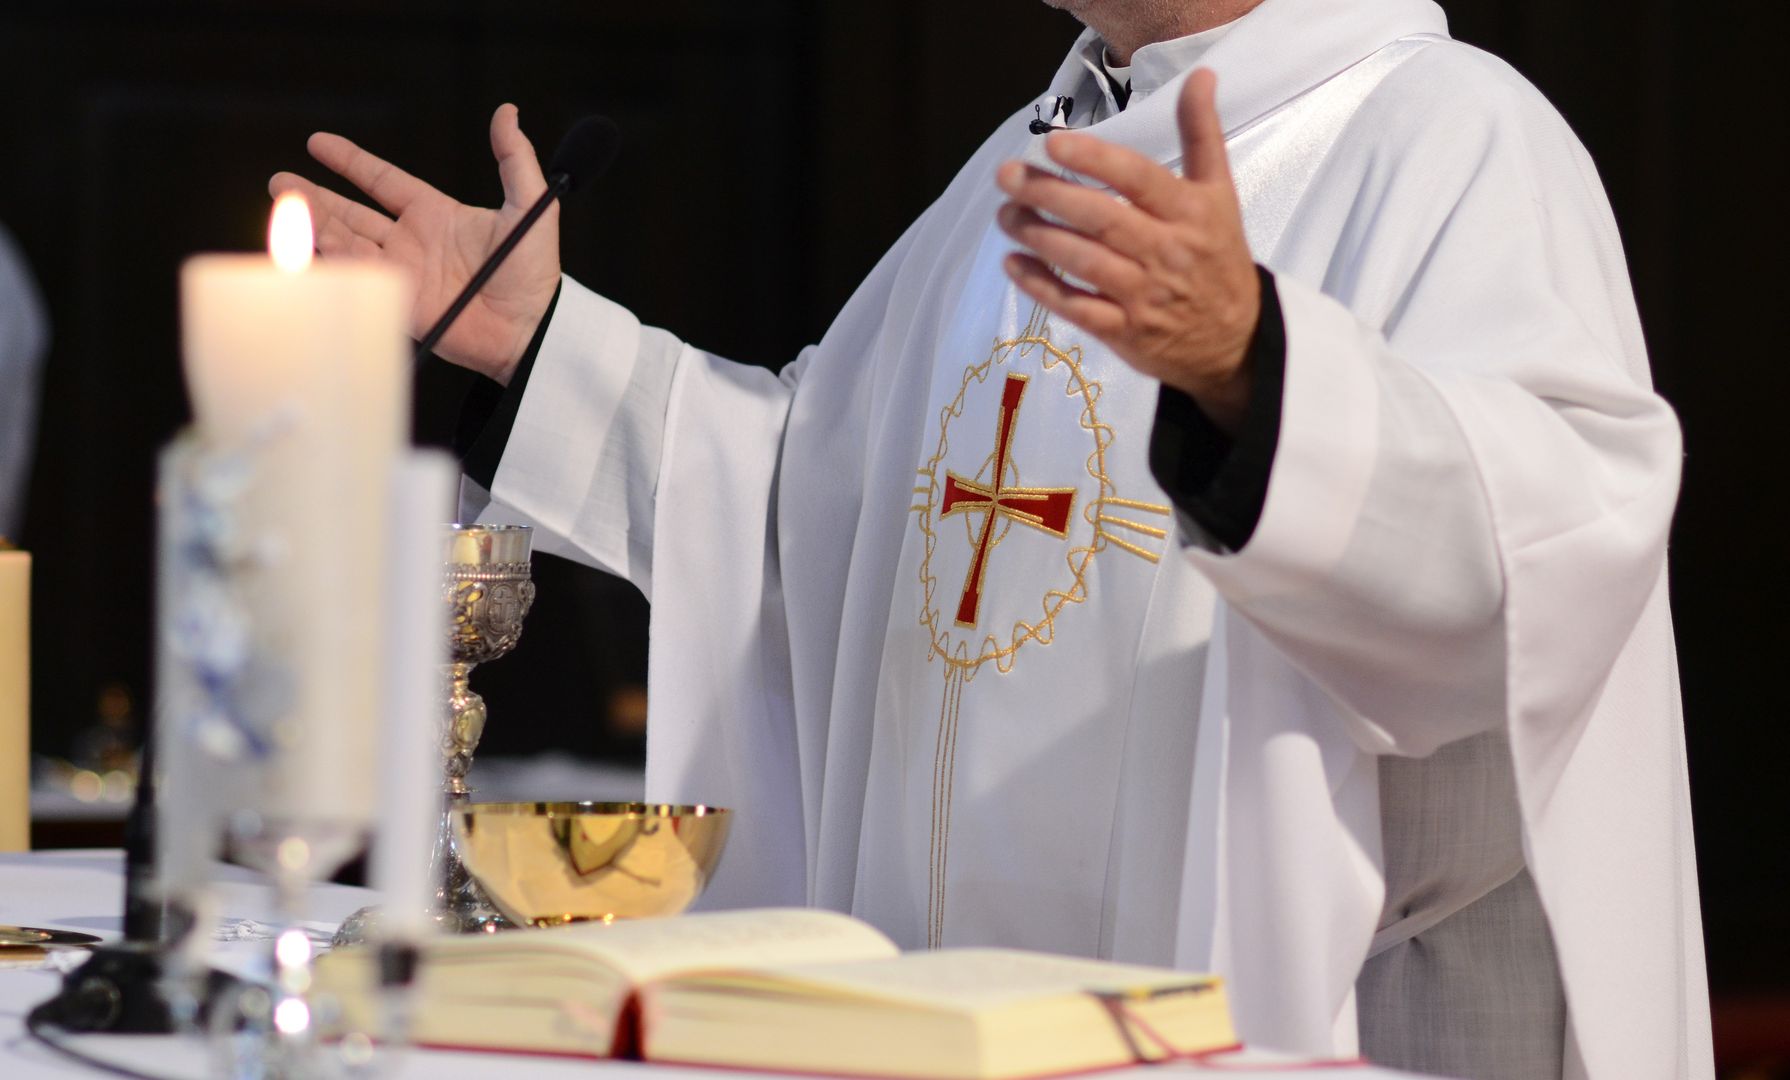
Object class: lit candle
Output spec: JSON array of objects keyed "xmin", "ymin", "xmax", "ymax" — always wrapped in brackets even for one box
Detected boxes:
[
  {"xmin": 0, "ymin": 543, "xmax": 27, "ymax": 852},
  {"xmin": 179, "ymin": 195, "xmax": 411, "ymax": 825}
]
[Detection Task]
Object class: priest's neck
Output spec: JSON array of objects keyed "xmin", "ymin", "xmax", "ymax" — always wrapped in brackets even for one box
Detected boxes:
[{"xmin": 1042, "ymin": 0, "xmax": 1267, "ymax": 64}]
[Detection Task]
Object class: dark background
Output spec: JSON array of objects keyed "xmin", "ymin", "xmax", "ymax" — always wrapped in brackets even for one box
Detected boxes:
[{"xmin": 1, "ymin": 0, "xmax": 1784, "ymax": 1068}]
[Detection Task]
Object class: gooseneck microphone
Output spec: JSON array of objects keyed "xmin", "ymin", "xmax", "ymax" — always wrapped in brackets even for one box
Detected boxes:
[{"xmin": 413, "ymin": 114, "xmax": 621, "ymax": 363}]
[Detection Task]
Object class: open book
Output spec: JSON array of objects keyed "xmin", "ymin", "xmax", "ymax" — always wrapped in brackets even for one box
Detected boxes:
[{"xmin": 316, "ymin": 908, "xmax": 1236, "ymax": 1079}]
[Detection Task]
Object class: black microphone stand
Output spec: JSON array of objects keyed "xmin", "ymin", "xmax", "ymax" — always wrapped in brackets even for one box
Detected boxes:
[{"xmin": 29, "ymin": 726, "xmax": 177, "ymax": 1034}]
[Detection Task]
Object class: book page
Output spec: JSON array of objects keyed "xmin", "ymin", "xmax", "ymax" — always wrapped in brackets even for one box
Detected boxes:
[
  {"xmin": 678, "ymin": 947, "xmax": 1220, "ymax": 1011},
  {"xmin": 529, "ymin": 907, "xmax": 901, "ymax": 983}
]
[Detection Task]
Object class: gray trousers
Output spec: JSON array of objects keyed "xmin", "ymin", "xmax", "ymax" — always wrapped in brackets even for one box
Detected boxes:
[
  {"xmin": 1358, "ymin": 731, "xmax": 1570, "ymax": 1080},
  {"xmin": 1359, "ymin": 868, "xmax": 1567, "ymax": 1079}
]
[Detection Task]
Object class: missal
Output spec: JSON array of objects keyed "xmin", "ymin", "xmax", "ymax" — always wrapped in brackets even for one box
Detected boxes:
[{"xmin": 315, "ymin": 908, "xmax": 1238, "ymax": 1077}]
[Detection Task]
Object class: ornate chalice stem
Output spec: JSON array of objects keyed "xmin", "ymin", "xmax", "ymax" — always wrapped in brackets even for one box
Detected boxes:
[{"xmin": 444, "ymin": 661, "xmax": 487, "ymax": 797}]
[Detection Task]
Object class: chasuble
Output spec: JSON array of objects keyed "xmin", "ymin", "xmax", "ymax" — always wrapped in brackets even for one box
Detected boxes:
[{"xmin": 463, "ymin": 0, "xmax": 1710, "ymax": 1075}]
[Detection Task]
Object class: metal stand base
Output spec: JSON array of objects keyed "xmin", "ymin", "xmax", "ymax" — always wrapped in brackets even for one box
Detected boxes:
[
  {"xmin": 332, "ymin": 790, "xmax": 513, "ymax": 947},
  {"xmin": 33, "ymin": 945, "xmax": 174, "ymax": 1034}
]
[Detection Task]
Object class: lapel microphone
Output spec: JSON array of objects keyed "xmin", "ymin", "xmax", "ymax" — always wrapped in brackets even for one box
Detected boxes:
[
  {"xmin": 1028, "ymin": 96, "xmax": 1076, "ymax": 135},
  {"xmin": 414, "ymin": 114, "xmax": 621, "ymax": 364}
]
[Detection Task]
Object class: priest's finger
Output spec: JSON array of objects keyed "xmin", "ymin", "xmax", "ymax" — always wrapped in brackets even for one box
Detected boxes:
[
  {"xmin": 996, "ymin": 162, "xmax": 1156, "ymax": 260},
  {"xmin": 489, "ymin": 103, "xmax": 549, "ymax": 209},
  {"xmin": 1003, "ymin": 253, "xmax": 1127, "ymax": 338},
  {"xmin": 306, "ymin": 131, "xmax": 435, "ymax": 216},
  {"xmin": 1176, "ymin": 69, "xmax": 1233, "ymax": 187},
  {"xmin": 996, "ymin": 203, "xmax": 1145, "ymax": 299},
  {"xmin": 1043, "ymin": 132, "xmax": 1190, "ymax": 220},
  {"xmin": 268, "ymin": 172, "xmax": 395, "ymax": 246}
]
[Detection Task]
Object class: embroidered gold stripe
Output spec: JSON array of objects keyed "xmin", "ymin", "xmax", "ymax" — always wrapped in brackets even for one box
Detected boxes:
[
  {"xmin": 1095, "ymin": 513, "xmax": 1168, "ymax": 539},
  {"xmin": 1098, "ymin": 530, "xmax": 1162, "ymax": 563},
  {"xmin": 1096, "ymin": 496, "xmax": 1172, "ymax": 514},
  {"xmin": 928, "ymin": 666, "xmax": 966, "ymax": 949}
]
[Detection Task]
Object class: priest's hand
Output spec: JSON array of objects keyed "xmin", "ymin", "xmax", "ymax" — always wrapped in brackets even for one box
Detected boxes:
[
  {"xmin": 268, "ymin": 104, "xmax": 558, "ymax": 385},
  {"xmin": 995, "ymin": 70, "xmax": 1260, "ymax": 433}
]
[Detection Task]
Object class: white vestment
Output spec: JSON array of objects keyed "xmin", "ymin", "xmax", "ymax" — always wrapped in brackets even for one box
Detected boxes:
[{"xmin": 467, "ymin": 0, "xmax": 1711, "ymax": 1075}]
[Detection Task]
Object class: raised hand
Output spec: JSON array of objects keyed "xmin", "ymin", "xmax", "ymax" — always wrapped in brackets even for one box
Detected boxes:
[
  {"xmin": 269, "ymin": 103, "xmax": 560, "ymax": 384},
  {"xmin": 995, "ymin": 70, "xmax": 1260, "ymax": 432}
]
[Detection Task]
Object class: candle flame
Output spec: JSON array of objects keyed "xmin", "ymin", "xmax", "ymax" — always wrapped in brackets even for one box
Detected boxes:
[{"xmin": 269, "ymin": 193, "xmax": 314, "ymax": 272}]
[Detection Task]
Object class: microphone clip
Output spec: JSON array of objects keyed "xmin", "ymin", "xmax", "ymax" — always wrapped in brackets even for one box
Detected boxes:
[{"xmin": 1028, "ymin": 96, "xmax": 1076, "ymax": 135}]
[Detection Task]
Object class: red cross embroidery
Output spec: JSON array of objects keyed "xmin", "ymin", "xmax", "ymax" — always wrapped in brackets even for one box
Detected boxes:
[{"xmin": 939, "ymin": 373, "xmax": 1077, "ymax": 627}]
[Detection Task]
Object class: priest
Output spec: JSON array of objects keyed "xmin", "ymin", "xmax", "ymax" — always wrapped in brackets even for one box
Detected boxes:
[{"xmin": 272, "ymin": 0, "xmax": 1711, "ymax": 1075}]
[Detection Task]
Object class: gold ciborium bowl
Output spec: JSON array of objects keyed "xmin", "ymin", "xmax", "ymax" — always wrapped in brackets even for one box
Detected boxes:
[{"xmin": 452, "ymin": 802, "xmax": 731, "ymax": 928}]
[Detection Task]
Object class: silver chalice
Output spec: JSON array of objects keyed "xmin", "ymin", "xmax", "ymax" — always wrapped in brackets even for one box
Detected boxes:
[
  {"xmin": 335, "ymin": 524, "xmax": 536, "ymax": 943},
  {"xmin": 435, "ymin": 524, "xmax": 536, "ymax": 930}
]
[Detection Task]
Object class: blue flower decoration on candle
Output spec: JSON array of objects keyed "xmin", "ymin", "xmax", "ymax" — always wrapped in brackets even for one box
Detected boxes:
[{"xmin": 164, "ymin": 423, "xmax": 296, "ymax": 762}]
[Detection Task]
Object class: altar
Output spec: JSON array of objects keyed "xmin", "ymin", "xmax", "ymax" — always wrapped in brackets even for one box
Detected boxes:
[{"xmin": 0, "ymin": 852, "xmax": 1437, "ymax": 1080}]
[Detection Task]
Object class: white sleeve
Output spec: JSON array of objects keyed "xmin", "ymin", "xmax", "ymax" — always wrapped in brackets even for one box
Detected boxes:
[
  {"xmin": 464, "ymin": 275, "xmax": 802, "ymax": 602},
  {"xmin": 1185, "ymin": 67, "xmax": 1682, "ymax": 759}
]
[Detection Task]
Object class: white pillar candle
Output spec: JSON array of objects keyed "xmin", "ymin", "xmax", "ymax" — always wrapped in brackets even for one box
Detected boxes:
[
  {"xmin": 0, "ymin": 546, "xmax": 28, "ymax": 852},
  {"xmin": 178, "ymin": 195, "xmax": 411, "ymax": 825},
  {"xmin": 374, "ymin": 451, "xmax": 456, "ymax": 939}
]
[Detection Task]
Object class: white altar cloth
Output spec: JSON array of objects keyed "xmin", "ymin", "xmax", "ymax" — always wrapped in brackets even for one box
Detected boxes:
[{"xmin": 0, "ymin": 851, "xmax": 1438, "ymax": 1078}]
